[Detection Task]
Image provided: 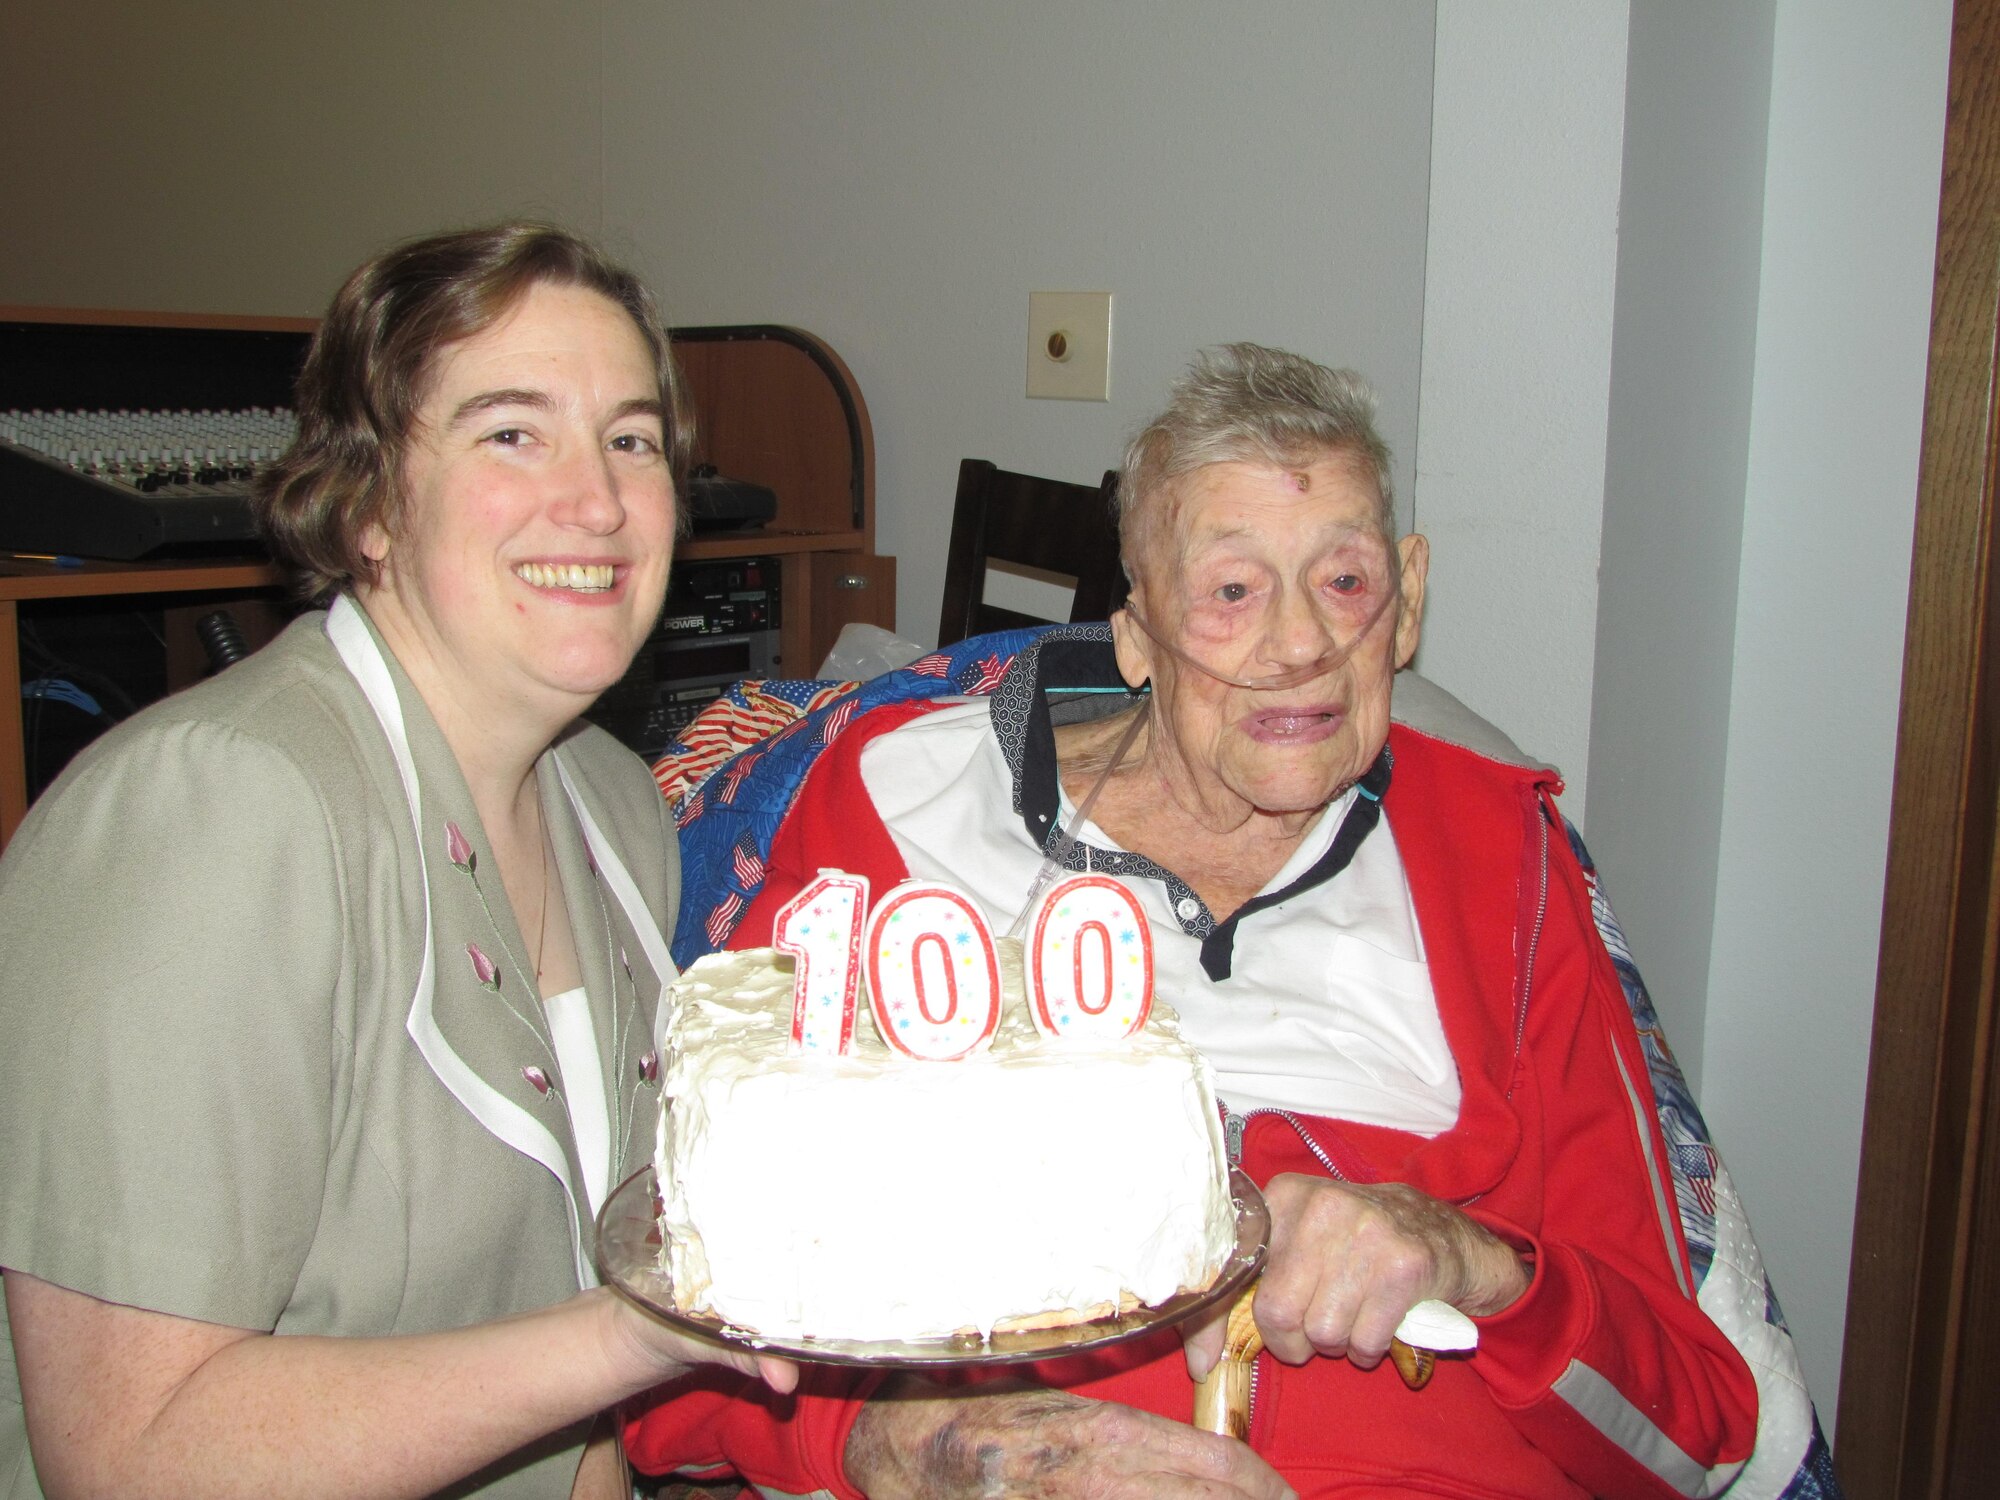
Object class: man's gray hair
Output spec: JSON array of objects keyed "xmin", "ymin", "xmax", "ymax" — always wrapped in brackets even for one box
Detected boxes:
[{"xmin": 1117, "ymin": 343, "xmax": 1394, "ymax": 574}]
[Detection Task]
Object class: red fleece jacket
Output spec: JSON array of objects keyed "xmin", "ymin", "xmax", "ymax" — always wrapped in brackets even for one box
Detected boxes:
[{"xmin": 627, "ymin": 708, "xmax": 1757, "ymax": 1499}]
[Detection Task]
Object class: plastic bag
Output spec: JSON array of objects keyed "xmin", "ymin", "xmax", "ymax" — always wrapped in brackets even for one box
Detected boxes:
[{"xmin": 816, "ymin": 622, "xmax": 929, "ymax": 682}]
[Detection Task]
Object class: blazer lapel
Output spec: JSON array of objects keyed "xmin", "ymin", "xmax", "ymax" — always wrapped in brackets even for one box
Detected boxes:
[
  {"xmin": 543, "ymin": 751, "xmax": 671, "ymax": 1190},
  {"xmin": 323, "ymin": 598, "xmax": 596, "ymax": 1285},
  {"xmin": 417, "ymin": 727, "xmax": 588, "ymax": 1215}
]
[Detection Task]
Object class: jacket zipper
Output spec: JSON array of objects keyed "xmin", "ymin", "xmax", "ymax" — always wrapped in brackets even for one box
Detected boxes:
[
  {"xmin": 1513, "ymin": 803, "xmax": 1551, "ymax": 1075},
  {"xmin": 1221, "ymin": 1106, "xmax": 1351, "ymax": 1435}
]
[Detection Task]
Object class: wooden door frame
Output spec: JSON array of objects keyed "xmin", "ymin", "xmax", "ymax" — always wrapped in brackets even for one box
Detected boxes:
[{"xmin": 1837, "ymin": 0, "xmax": 2000, "ymax": 1492}]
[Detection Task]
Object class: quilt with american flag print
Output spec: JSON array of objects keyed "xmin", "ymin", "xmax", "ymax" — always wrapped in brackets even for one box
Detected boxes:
[{"xmin": 652, "ymin": 627, "xmax": 1043, "ymax": 967}]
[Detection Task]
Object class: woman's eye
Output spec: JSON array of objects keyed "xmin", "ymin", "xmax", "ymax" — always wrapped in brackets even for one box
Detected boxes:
[
  {"xmin": 610, "ymin": 432, "xmax": 661, "ymax": 455},
  {"xmin": 1214, "ymin": 582, "xmax": 1250, "ymax": 603},
  {"xmin": 1330, "ymin": 573, "xmax": 1365, "ymax": 595},
  {"xmin": 486, "ymin": 427, "xmax": 529, "ymax": 447}
]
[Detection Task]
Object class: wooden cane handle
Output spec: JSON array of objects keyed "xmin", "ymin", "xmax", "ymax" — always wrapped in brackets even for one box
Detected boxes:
[
  {"xmin": 1192, "ymin": 1280, "xmax": 1441, "ymax": 1433},
  {"xmin": 1389, "ymin": 1338, "xmax": 1436, "ymax": 1389},
  {"xmin": 1191, "ymin": 1284, "xmax": 1264, "ymax": 1436}
]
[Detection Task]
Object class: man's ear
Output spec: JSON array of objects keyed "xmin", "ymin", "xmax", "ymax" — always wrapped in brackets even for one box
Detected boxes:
[
  {"xmin": 1110, "ymin": 588, "xmax": 1156, "ymax": 691},
  {"xmin": 1393, "ymin": 533, "xmax": 1429, "ymax": 669}
]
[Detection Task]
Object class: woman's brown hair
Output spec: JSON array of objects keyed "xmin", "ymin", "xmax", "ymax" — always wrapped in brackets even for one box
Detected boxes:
[{"xmin": 257, "ymin": 221, "xmax": 689, "ymax": 605}]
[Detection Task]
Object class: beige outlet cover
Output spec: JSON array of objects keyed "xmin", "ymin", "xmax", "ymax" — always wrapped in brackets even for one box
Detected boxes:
[{"xmin": 1027, "ymin": 291, "xmax": 1112, "ymax": 401}]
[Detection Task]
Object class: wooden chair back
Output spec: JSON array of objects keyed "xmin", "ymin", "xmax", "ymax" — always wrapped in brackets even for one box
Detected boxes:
[{"xmin": 936, "ymin": 459, "xmax": 1126, "ymax": 646}]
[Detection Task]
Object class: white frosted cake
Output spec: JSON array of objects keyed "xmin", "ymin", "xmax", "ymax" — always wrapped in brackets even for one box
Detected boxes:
[{"xmin": 657, "ymin": 943, "xmax": 1235, "ymax": 1342}]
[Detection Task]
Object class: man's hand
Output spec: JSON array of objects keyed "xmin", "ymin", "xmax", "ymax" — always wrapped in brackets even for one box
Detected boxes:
[
  {"xmin": 1185, "ymin": 1174, "xmax": 1528, "ymax": 1377},
  {"xmin": 844, "ymin": 1378, "xmax": 1294, "ymax": 1499}
]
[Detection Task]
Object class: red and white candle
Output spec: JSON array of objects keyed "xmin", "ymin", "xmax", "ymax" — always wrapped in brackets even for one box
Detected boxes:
[
  {"xmin": 864, "ymin": 880, "xmax": 1002, "ymax": 1061},
  {"xmin": 774, "ymin": 870, "xmax": 870, "ymax": 1055},
  {"xmin": 1024, "ymin": 874, "xmax": 1154, "ymax": 1041}
]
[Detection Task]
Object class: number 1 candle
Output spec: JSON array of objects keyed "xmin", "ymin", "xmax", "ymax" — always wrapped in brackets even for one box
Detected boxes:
[{"xmin": 774, "ymin": 870, "xmax": 870, "ymax": 1055}]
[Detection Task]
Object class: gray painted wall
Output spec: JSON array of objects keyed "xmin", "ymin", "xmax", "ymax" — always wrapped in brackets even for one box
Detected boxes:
[
  {"xmin": 1579, "ymin": 0, "xmax": 1949, "ymax": 1426},
  {"xmin": 1415, "ymin": 3, "xmax": 1631, "ymax": 821},
  {"xmin": 1699, "ymin": 0, "xmax": 1949, "ymax": 1433},
  {"xmin": 0, "ymin": 0, "xmax": 604, "ymax": 314},
  {"xmin": 599, "ymin": 1, "xmax": 1436, "ymax": 648}
]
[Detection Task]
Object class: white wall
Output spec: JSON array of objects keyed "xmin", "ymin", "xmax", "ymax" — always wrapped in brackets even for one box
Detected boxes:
[
  {"xmin": 1588, "ymin": 1, "xmax": 1777, "ymax": 1096},
  {"xmin": 1696, "ymin": 0, "xmax": 1950, "ymax": 1432},
  {"xmin": 600, "ymin": 0, "xmax": 1437, "ymax": 647},
  {"xmin": 1420, "ymin": 0, "xmax": 1950, "ymax": 1432},
  {"xmin": 1414, "ymin": 4, "xmax": 1632, "ymax": 820}
]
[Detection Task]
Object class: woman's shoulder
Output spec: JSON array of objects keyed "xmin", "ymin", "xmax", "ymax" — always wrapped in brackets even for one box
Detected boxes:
[
  {"xmin": 90, "ymin": 611, "xmax": 359, "ymax": 743},
  {"xmin": 17, "ymin": 613, "xmax": 402, "ymax": 855}
]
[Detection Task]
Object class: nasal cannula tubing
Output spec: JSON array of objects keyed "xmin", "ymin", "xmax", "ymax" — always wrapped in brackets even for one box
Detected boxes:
[
  {"xmin": 1119, "ymin": 580, "xmax": 1399, "ymax": 692},
  {"xmin": 1006, "ymin": 698, "xmax": 1150, "ymax": 939}
]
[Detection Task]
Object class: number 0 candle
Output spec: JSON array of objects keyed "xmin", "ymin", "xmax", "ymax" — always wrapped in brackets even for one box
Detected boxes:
[
  {"xmin": 865, "ymin": 880, "xmax": 1002, "ymax": 1061},
  {"xmin": 1025, "ymin": 874, "xmax": 1154, "ymax": 1041}
]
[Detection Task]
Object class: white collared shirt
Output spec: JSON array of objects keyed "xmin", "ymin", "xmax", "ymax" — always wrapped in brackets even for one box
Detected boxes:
[{"xmin": 859, "ymin": 698, "xmax": 1461, "ymax": 1135}]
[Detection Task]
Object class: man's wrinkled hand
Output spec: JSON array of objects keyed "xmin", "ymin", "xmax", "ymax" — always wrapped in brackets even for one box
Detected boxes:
[
  {"xmin": 844, "ymin": 1378, "xmax": 1295, "ymax": 1499},
  {"xmin": 1243, "ymin": 1173, "xmax": 1527, "ymax": 1369}
]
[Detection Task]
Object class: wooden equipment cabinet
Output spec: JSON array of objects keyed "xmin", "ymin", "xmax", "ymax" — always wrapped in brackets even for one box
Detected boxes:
[
  {"xmin": 670, "ymin": 325, "xmax": 896, "ymax": 679},
  {"xmin": 0, "ymin": 313, "xmax": 896, "ymax": 849}
]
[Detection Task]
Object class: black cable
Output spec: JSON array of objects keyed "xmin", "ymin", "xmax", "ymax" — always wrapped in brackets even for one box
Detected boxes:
[
  {"xmin": 18, "ymin": 618, "xmax": 141, "ymax": 720},
  {"xmin": 195, "ymin": 610, "xmax": 250, "ymax": 671}
]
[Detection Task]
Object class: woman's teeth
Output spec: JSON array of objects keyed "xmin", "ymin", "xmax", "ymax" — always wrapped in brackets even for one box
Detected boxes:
[{"xmin": 515, "ymin": 562, "xmax": 613, "ymax": 592}]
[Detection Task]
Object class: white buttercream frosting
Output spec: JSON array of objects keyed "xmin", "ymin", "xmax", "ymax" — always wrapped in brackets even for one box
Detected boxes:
[{"xmin": 657, "ymin": 943, "xmax": 1235, "ymax": 1341}]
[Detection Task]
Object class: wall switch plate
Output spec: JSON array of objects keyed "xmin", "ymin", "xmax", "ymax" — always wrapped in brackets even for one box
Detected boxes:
[{"xmin": 1027, "ymin": 291, "xmax": 1112, "ymax": 400}]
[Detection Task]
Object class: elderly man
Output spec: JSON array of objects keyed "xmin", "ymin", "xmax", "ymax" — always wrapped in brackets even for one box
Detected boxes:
[{"xmin": 627, "ymin": 344, "xmax": 1758, "ymax": 1499}]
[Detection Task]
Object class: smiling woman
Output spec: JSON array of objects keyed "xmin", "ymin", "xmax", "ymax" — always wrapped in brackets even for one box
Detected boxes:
[
  {"xmin": 0, "ymin": 223, "xmax": 791, "ymax": 1500},
  {"xmin": 359, "ymin": 281, "xmax": 679, "ymax": 733}
]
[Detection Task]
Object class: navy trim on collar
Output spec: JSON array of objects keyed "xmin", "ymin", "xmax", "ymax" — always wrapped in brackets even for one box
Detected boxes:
[
  {"xmin": 988, "ymin": 628, "xmax": 1393, "ymax": 978},
  {"xmin": 1198, "ymin": 748, "xmax": 1392, "ymax": 980}
]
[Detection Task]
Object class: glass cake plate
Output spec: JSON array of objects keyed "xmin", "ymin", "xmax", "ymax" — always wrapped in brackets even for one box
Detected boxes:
[{"xmin": 594, "ymin": 1164, "xmax": 1269, "ymax": 1367}]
